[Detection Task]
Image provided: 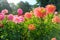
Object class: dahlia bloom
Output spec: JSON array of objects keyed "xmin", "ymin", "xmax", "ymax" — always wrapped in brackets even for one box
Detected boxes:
[
  {"xmin": 52, "ymin": 16, "xmax": 60, "ymax": 23},
  {"xmin": 28, "ymin": 24, "xmax": 35, "ymax": 30},
  {"xmin": 19, "ymin": 16, "xmax": 25, "ymax": 22},
  {"xmin": 45, "ymin": 4, "xmax": 56, "ymax": 14},
  {"xmin": 17, "ymin": 8, "xmax": 23, "ymax": 16},
  {"xmin": 1, "ymin": 9, "xmax": 8, "ymax": 14},
  {"xmin": 13, "ymin": 16, "xmax": 24, "ymax": 24},
  {"xmin": 0, "ymin": 13, "xmax": 4, "ymax": 20},
  {"xmin": 51, "ymin": 38, "xmax": 56, "ymax": 40},
  {"xmin": 7, "ymin": 14, "xmax": 14, "ymax": 20},
  {"xmin": 34, "ymin": 7, "xmax": 46, "ymax": 18},
  {"xmin": 24, "ymin": 12, "xmax": 32, "ymax": 18}
]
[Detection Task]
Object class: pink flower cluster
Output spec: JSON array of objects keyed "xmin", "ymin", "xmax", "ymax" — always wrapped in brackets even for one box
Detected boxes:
[
  {"xmin": 13, "ymin": 16, "xmax": 24, "ymax": 24},
  {"xmin": 0, "ymin": 8, "xmax": 24, "ymax": 24},
  {"xmin": 0, "ymin": 9, "xmax": 8, "ymax": 21},
  {"xmin": 7, "ymin": 14, "xmax": 24, "ymax": 24},
  {"xmin": 0, "ymin": 4, "xmax": 59, "ymax": 23}
]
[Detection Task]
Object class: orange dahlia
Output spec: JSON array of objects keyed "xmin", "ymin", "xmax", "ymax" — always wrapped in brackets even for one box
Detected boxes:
[
  {"xmin": 28, "ymin": 24, "xmax": 35, "ymax": 30},
  {"xmin": 24, "ymin": 12, "xmax": 32, "ymax": 18},
  {"xmin": 45, "ymin": 4, "xmax": 56, "ymax": 14},
  {"xmin": 52, "ymin": 16, "xmax": 60, "ymax": 23},
  {"xmin": 34, "ymin": 7, "xmax": 46, "ymax": 18}
]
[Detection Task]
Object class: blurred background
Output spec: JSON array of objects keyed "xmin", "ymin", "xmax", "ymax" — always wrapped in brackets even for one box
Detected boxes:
[{"xmin": 0, "ymin": 0, "xmax": 60, "ymax": 14}]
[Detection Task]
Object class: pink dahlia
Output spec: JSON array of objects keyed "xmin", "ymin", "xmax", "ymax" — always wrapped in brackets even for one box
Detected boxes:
[
  {"xmin": 45, "ymin": 4, "xmax": 56, "ymax": 14},
  {"xmin": 13, "ymin": 16, "xmax": 24, "ymax": 24},
  {"xmin": 0, "ymin": 13, "xmax": 4, "ymax": 20},
  {"xmin": 17, "ymin": 8, "xmax": 23, "ymax": 16},
  {"xmin": 1, "ymin": 9, "xmax": 8, "ymax": 14},
  {"xmin": 34, "ymin": 7, "xmax": 46, "ymax": 18},
  {"xmin": 24, "ymin": 12, "xmax": 32, "ymax": 18},
  {"xmin": 19, "ymin": 16, "xmax": 24, "ymax": 22},
  {"xmin": 7, "ymin": 14, "xmax": 14, "ymax": 20}
]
